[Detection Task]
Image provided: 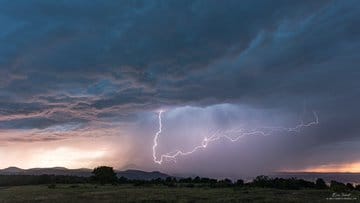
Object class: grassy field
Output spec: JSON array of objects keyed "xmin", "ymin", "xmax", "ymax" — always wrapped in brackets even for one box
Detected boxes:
[{"xmin": 0, "ymin": 184, "xmax": 358, "ymax": 202}]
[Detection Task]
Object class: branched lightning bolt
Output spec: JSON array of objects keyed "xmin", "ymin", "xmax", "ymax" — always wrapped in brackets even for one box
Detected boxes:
[{"xmin": 152, "ymin": 111, "xmax": 319, "ymax": 164}]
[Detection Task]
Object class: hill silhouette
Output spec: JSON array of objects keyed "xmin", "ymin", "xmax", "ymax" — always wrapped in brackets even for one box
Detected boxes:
[{"xmin": 0, "ymin": 167, "xmax": 169, "ymax": 180}]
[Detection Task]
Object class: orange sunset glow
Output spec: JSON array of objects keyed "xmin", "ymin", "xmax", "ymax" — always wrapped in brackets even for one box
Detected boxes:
[{"xmin": 300, "ymin": 163, "xmax": 360, "ymax": 173}]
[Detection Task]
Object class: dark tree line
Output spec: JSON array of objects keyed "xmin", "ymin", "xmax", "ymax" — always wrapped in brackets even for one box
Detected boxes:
[
  {"xmin": 116, "ymin": 175, "xmax": 359, "ymax": 192},
  {"xmin": 1, "ymin": 166, "xmax": 360, "ymax": 192},
  {"xmin": 0, "ymin": 175, "xmax": 88, "ymax": 186}
]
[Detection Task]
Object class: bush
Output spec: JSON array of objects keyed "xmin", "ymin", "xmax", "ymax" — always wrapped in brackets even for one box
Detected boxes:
[
  {"xmin": 235, "ymin": 179, "xmax": 244, "ymax": 187},
  {"xmin": 346, "ymin": 183, "xmax": 355, "ymax": 190},
  {"xmin": 315, "ymin": 178, "xmax": 327, "ymax": 189},
  {"xmin": 179, "ymin": 177, "xmax": 192, "ymax": 183},
  {"xmin": 330, "ymin": 180, "xmax": 347, "ymax": 193},
  {"xmin": 252, "ymin": 176, "xmax": 272, "ymax": 188},
  {"xmin": 118, "ymin": 176, "xmax": 128, "ymax": 184}
]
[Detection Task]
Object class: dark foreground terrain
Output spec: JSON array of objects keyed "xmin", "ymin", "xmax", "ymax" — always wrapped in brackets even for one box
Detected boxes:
[{"xmin": 0, "ymin": 184, "xmax": 358, "ymax": 203}]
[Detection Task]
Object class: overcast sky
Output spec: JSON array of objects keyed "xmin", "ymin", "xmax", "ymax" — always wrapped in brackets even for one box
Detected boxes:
[{"xmin": 0, "ymin": 0, "xmax": 359, "ymax": 177}]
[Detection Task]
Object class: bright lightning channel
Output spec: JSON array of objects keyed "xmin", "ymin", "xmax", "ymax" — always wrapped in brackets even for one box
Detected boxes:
[
  {"xmin": 152, "ymin": 111, "xmax": 319, "ymax": 164},
  {"xmin": 152, "ymin": 110, "xmax": 163, "ymax": 164}
]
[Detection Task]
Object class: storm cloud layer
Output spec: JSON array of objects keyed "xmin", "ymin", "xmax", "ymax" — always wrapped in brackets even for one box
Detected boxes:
[{"xmin": 0, "ymin": 0, "xmax": 359, "ymax": 176}]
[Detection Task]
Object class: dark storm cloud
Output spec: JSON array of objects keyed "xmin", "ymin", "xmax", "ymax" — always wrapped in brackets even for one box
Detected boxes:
[{"xmin": 0, "ymin": 0, "xmax": 359, "ymax": 153}]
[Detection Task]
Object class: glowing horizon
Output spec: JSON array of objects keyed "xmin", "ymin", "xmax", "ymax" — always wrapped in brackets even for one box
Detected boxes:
[{"xmin": 282, "ymin": 162, "xmax": 360, "ymax": 173}]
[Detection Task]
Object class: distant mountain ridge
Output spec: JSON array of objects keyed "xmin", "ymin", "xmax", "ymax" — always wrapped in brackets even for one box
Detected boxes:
[
  {"xmin": 273, "ymin": 172, "xmax": 360, "ymax": 184},
  {"xmin": 0, "ymin": 167, "xmax": 170, "ymax": 180}
]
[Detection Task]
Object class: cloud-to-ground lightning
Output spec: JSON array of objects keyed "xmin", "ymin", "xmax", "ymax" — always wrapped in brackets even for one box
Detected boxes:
[
  {"xmin": 152, "ymin": 110, "xmax": 163, "ymax": 164},
  {"xmin": 152, "ymin": 111, "xmax": 319, "ymax": 164}
]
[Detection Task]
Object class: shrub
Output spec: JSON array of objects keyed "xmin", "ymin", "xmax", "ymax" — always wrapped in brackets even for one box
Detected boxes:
[
  {"xmin": 315, "ymin": 178, "xmax": 327, "ymax": 189},
  {"xmin": 330, "ymin": 180, "xmax": 347, "ymax": 193},
  {"xmin": 346, "ymin": 183, "xmax": 355, "ymax": 190},
  {"xmin": 235, "ymin": 179, "xmax": 244, "ymax": 187}
]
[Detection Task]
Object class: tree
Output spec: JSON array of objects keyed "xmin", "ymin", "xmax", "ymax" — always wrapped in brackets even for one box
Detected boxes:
[
  {"xmin": 164, "ymin": 177, "xmax": 176, "ymax": 187},
  {"xmin": 217, "ymin": 178, "xmax": 233, "ymax": 187},
  {"xmin": 315, "ymin": 178, "xmax": 327, "ymax": 189},
  {"xmin": 330, "ymin": 180, "xmax": 347, "ymax": 193},
  {"xmin": 193, "ymin": 176, "xmax": 201, "ymax": 183},
  {"xmin": 346, "ymin": 183, "xmax": 355, "ymax": 190},
  {"xmin": 92, "ymin": 166, "xmax": 117, "ymax": 185},
  {"xmin": 235, "ymin": 179, "xmax": 244, "ymax": 187},
  {"xmin": 252, "ymin": 175, "xmax": 271, "ymax": 188}
]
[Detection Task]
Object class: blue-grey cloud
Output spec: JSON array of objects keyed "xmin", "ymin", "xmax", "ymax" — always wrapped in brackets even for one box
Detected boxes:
[{"xmin": 0, "ymin": 0, "xmax": 359, "ymax": 175}]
